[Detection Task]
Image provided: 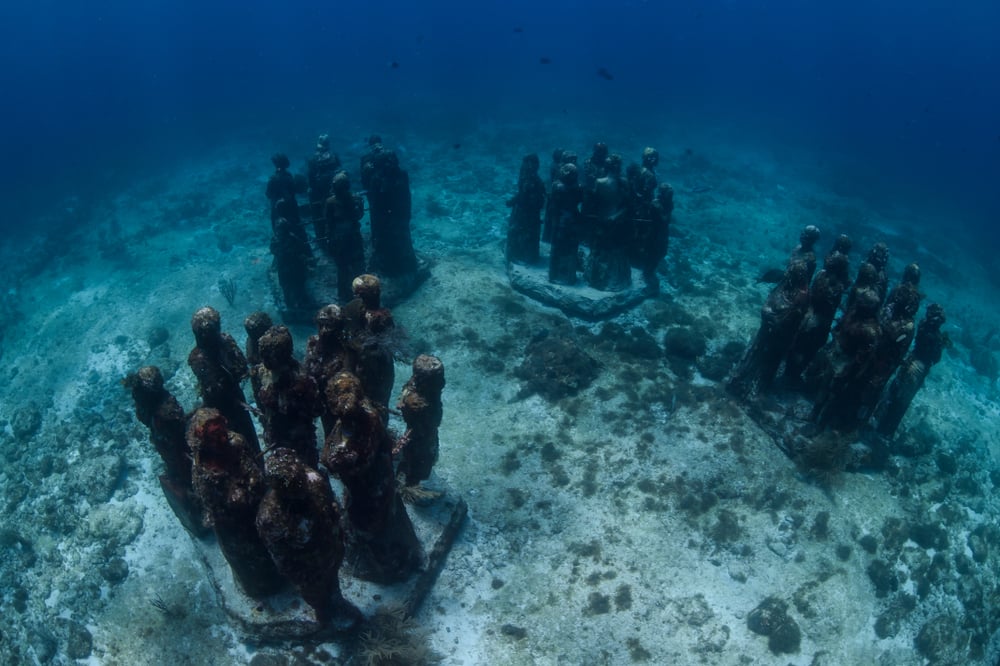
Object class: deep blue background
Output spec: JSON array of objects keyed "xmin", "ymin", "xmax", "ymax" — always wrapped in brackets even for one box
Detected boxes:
[{"xmin": 1, "ymin": 1, "xmax": 997, "ymax": 248}]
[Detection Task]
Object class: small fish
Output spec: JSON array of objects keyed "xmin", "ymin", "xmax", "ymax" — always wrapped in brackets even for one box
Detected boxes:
[
  {"xmin": 756, "ymin": 268, "xmax": 785, "ymax": 284},
  {"xmin": 389, "ymin": 61, "xmax": 400, "ymax": 69},
  {"xmin": 452, "ymin": 143, "xmax": 461, "ymax": 150},
  {"xmin": 539, "ymin": 56, "xmax": 552, "ymax": 65},
  {"xmin": 513, "ymin": 26, "xmax": 524, "ymax": 33},
  {"xmin": 597, "ymin": 67, "xmax": 614, "ymax": 80}
]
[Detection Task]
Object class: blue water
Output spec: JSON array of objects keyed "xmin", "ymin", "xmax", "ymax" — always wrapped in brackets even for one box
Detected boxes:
[{"xmin": 2, "ymin": 0, "xmax": 998, "ymax": 250}]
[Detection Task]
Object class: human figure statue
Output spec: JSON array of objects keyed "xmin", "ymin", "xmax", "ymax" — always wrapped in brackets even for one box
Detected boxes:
[
  {"xmin": 548, "ymin": 162, "xmax": 583, "ymax": 285},
  {"xmin": 359, "ymin": 135, "xmax": 384, "ymax": 191},
  {"xmin": 789, "ymin": 225, "xmax": 822, "ymax": 279},
  {"xmin": 857, "ymin": 263, "xmax": 923, "ymax": 421},
  {"xmin": 584, "ymin": 154, "xmax": 632, "ymax": 291},
  {"xmin": 270, "ymin": 215, "xmax": 314, "ymax": 315},
  {"xmin": 187, "ymin": 306, "xmax": 260, "ymax": 453},
  {"xmin": 782, "ymin": 242, "xmax": 852, "ymax": 384},
  {"xmin": 256, "ymin": 325, "xmax": 323, "ymax": 468},
  {"xmin": 396, "ymin": 354, "xmax": 446, "ymax": 486},
  {"xmin": 243, "ymin": 310, "xmax": 274, "ymax": 406},
  {"xmin": 649, "ymin": 183, "xmax": 674, "ymax": 283},
  {"xmin": 580, "ymin": 142, "xmax": 610, "ymax": 245},
  {"xmin": 362, "ymin": 141, "xmax": 418, "ymax": 277},
  {"xmin": 860, "ymin": 243, "xmax": 889, "ymax": 305},
  {"xmin": 321, "ymin": 372, "xmax": 423, "ymax": 583},
  {"xmin": 265, "ymin": 153, "xmax": 299, "ymax": 228},
  {"xmin": 542, "ymin": 148, "xmax": 566, "ymax": 243},
  {"xmin": 188, "ymin": 408, "xmax": 284, "ymax": 598},
  {"xmin": 304, "ymin": 304, "xmax": 355, "ymax": 438},
  {"xmin": 306, "ymin": 134, "xmax": 341, "ymax": 241},
  {"xmin": 351, "ymin": 274, "xmax": 397, "ymax": 418},
  {"xmin": 324, "ymin": 171, "xmax": 366, "ymax": 303},
  {"xmin": 627, "ymin": 148, "xmax": 662, "ymax": 290},
  {"xmin": 875, "ymin": 303, "xmax": 947, "ymax": 437},
  {"xmin": 505, "ymin": 154, "xmax": 546, "ymax": 265},
  {"xmin": 810, "ymin": 268, "xmax": 883, "ymax": 432},
  {"xmin": 123, "ymin": 366, "xmax": 205, "ymax": 536},
  {"xmin": 256, "ymin": 448, "xmax": 358, "ymax": 625},
  {"xmin": 727, "ymin": 260, "xmax": 812, "ymax": 399}
]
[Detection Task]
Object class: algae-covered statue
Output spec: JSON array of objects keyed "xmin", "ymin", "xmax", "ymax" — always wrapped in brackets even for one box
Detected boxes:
[{"xmin": 188, "ymin": 306, "xmax": 260, "ymax": 453}]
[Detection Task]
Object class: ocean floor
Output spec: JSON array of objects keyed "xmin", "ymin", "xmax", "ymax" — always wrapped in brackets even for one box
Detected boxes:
[{"xmin": 1, "ymin": 120, "xmax": 999, "ymax": 665}]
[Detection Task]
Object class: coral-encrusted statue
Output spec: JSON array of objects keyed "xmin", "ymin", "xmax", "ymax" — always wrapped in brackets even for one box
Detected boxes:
[
  {"xmin": 396, "ymin": 354, "xmax": 446, "ymax": 486},
  {"xmin": 810, "ymin": 266, "xmax": 883, "ymax": 432},
  {"xmin": 256, "ymin": 325, "xmax": 323, "ymax": 468},
  {"xmin": 243, "ymin": 310, "xmax": 274, "ymax": 406},
  {"xmin": 875, "ymin": 303, "xmax": 947, "ymax": 437},
  {"xmin": 788, "ymin": 225, "xmax": 821, "ymax": 280},
  {"xmin": 782, "ymin": 243, "xmax": 851, "ymax": 385},
  {"xmin": 505, "ymin": 153, "xmax": 546, "ymax": 265},
  {"xmin": 304, "ymin": 304, "xmax": 355, "ymax": 438},
  {"xmin": 256, "ymin": 447, "xmax": 357, "ymax": 625},
  {"xmin": 351, "ymin": 274, "xmax": 397, "ymax": 418},
  {"xmin": 858, "ymin": 263, "xmax": 923, "ymax": 420},
  {"xmin": 188, "ymin": 408, "xmax": 284, "ymax": 598},
  {"xmin": 306, "ymin": 134, "xmax": 341, "ymax": 240},
  {"xmin": 728, "ymin": 260, "xmax": 811, "ymax": 399},
  {"xmin": 322, "ymin": 371, "xmax": 422, "ymax": 583},
  {"xmin": 188, "ymin": 306, "xmax": 260, "ymax": 453},
  {"xmin": 124, "ymin": 365, "xmax": 205, "ymax": 536}
]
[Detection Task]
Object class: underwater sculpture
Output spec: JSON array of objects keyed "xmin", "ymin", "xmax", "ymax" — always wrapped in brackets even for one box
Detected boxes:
[
  {"xmin": 322, "ymin": 371, "xmax": 423, "ymax": 583},
  {"xmin": 542, "ymin": 148, "xmax": 576, "ymax": 243},
  {"xmin": 243, "ymin": 310, "xmax": 274, "ymax": 405},
  {"xmin": 351, "ymin": 274, "xmax": 397, "ymax": 419},
  {"xmin": 256, "ymin": 447, "xmax": 358, "ymax": 624},
  {"xmin": 304, "ymin": 303, "xmax": 354, "ymax": 438},
  {"xmin": 857, "ymin": 263, "xmax": 923, "ymax": 421},
  {"xmin": 265, "ymin": 153, "xmax": 301, "ymax": 230},
  {"xmin": 788, "ymin": 224, "xmax": 822, "ymax": 279},
  {"xmin": 728, "ymin": 259, "xmax": 811, "ymax": 399},
  {"xmin": 128, "ymin": 301, "xmax": 465, "ymax": 635},
  {"xmin": 627, "ymin": 149, "xmax": 672, "ymax": 291},
  {"xmin": 548, "ymin": 162, "xmax": 584, "ymax": 285},
  {"xmin": 270, "ymin": 215, "xmax": 315, "ymax": 315},
  {"xmin": 265, "ymin": 137, "xmax": 429, "ymax": 315},
  {"xmin": 505, "ymin": 153, "xmax": 546, "ymax": 265},
  {"xmin": 875, "ymin": 303, "xmax": 948, "ymax": 436},
  {"xmin": 255, "ymin": 325, "xmax": 323, "ymax": 468},
  {"xmin": 396, "ymin": 354, "xmax": 446, "ymax": 486},
  {"xmin": 361, "ymin": 137, "xmax": 419, "ymax": 277},
  {"xmin": 188, "ymin": 306, "xmax": 261, "ymax": 453},
  {"xmin": 781, "ymin": 236, "xmax": 852, "ymax": 384},
  {"xmin": 323, "ymin": 171, "xmax": 366, "ymax": 303},
  {"xmin": 188, "ymin": 407, "xmax": 285, "ymax": 599},
  {"xmin": 124, "ymin": 365, "xmax": 205, "ymax": 536},
  {"xmin": 583, "ymin": 153, "xmax": 633, "ymax": 291},
  {"xmin": 306, "ymin": 133, "xmax": 341, "ymax": 238},
  {"xmin": 580, "ymin": 142, "xmax": 610, "ymax": 246},
  {"xmin": 729, "ymin": 229, "xmax": 950, "ymax": 469}
]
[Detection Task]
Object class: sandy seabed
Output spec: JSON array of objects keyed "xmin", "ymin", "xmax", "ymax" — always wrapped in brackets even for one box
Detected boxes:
[{"xmin": 1, "ymin": 119, "xmax": 999, "ymax": 665}]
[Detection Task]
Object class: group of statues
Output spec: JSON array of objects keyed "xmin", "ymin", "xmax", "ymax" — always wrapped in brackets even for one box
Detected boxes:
[
  {"xmin": 505, "ymin": 143, "xmax": 674, "ymax": 293},
  {"xmin": 265, "ymin": 135, "xmax": 419, "ymax": 317},
  {"xmin": 125, "ymin": 274, "xmax": 445, "ymax": 624},
  {"xmin": 728, "ymin": 226, "xmax": 948, "ymax": 439}
]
